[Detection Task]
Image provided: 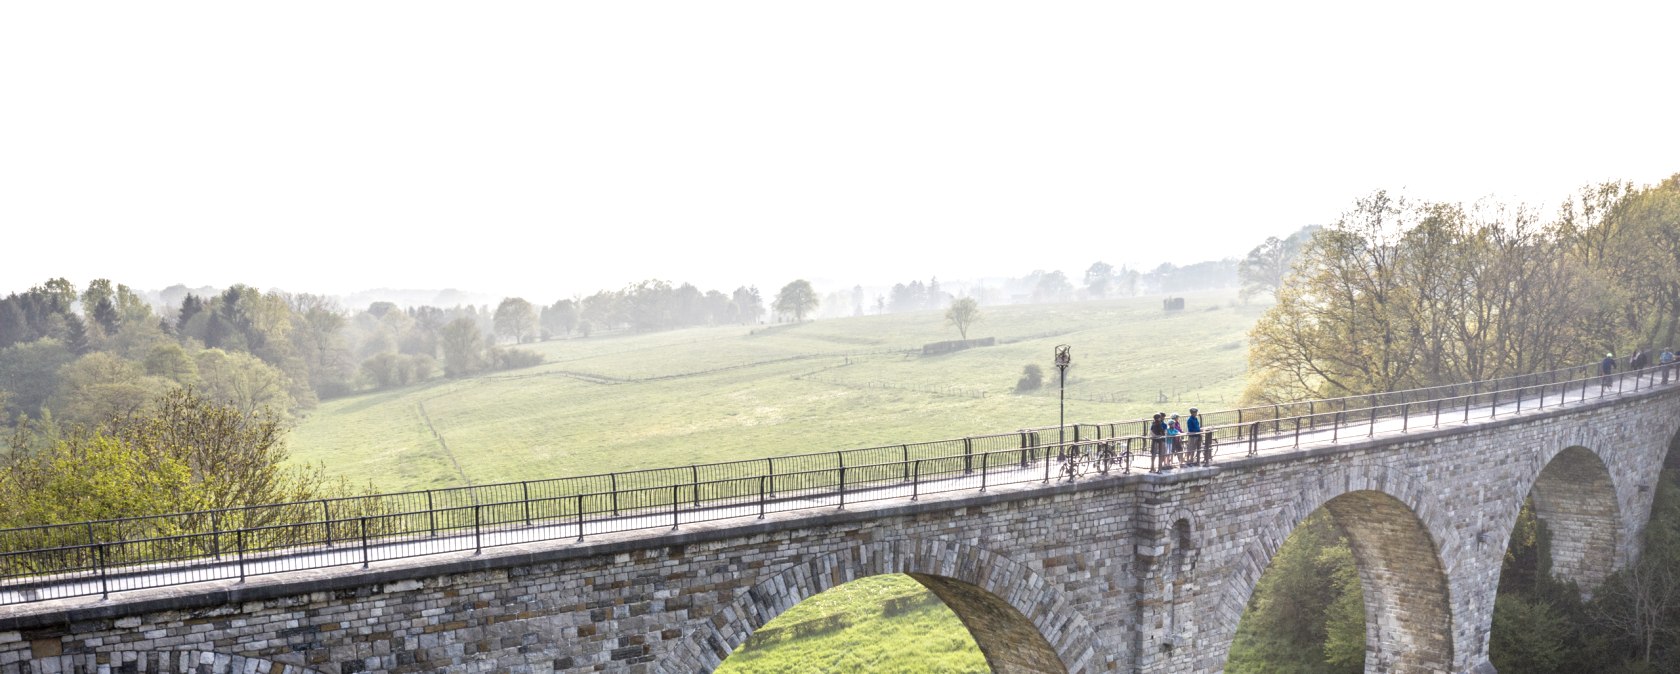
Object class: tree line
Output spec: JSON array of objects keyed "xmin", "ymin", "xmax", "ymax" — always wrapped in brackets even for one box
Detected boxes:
[{"xmin": 1246, "ymin": 176, "xmax": 1680, "ymax": 403}]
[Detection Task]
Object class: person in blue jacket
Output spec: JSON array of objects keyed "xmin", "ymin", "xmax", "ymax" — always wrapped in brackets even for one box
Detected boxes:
[
  {"xmin": 1185, "ymin": 408, "xmax": 1204, "ymax": 466},
  {"xmin": 1601, "ymin": 353, "xmax": 1616, "ymax": 389}
]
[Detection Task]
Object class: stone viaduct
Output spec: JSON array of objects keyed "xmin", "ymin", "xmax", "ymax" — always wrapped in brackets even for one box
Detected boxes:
[{"xmin": 3, "ymin": 383, "xmax": 1679, "ymax": 674}]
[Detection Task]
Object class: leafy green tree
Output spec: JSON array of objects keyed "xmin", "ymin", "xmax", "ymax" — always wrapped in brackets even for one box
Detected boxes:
[
  {"xmin": 1227, "ymin": 512, "xmax": 1361, "ymax": 674},
  {"xmin": 194, "ymin": 348, "xmax": 296, "ymax": 419},
  {"xmin": 143, "ymin": 342, "xmax": 200, "ymax": 386},
  {"xmin": 773, "ymin": 280, "xmax": 819, "ymax": 323},
  {"xmin": 945, "ymin": 297, "xmax": 982, "ymax": 340},
  {"xmin": 493, "ymin": 297, "xmax": 539, "ymax": 343},
  {"xmin": 0, "ymin": 338, "xmax": 74, "ymax": 420},
  {"xmin": 440, "ymin": 317, "xmax": 485, "ymax": 377},
  {"xmin": 48, "ymin": 353, "xmax": 173, "ymax": 428},
  {"xmin": 0, "ymin": 388, "xmax": 355, "ymax": 529}
]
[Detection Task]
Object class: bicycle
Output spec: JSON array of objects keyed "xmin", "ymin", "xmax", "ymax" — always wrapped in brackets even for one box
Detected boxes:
[{"xmin": 1058, "ymin": 444, "xmax": 1085, "ymax": 481}]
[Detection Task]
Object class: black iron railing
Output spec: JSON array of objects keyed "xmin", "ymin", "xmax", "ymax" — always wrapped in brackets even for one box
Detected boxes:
[{"xmin": 2, "ymin": 360, "xmax": 1674, "ymax": 605}]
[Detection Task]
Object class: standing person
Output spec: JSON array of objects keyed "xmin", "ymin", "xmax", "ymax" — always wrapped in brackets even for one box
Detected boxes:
[
  {"xmin": 1151, "ymin": 413, "xmax": 1169, "ymax": 470},
  {"xmin": 1662, "ymin": 348, "xmax": 1675, "ymax": 384},
  {"xmin": 1167, "ymin": 414, "xmax": 1184, "ymax": 466},
  {"xmin": 1185, "ymin": 408, "xmax": 1204, "ymax": 466},
  {"xmin": 1632, "ymin": 349, "xmax": 1650, "ymax": 371},
  {"xmin": 1601, "ymin": 353, "xmax": 1616, "ymax": 389}
]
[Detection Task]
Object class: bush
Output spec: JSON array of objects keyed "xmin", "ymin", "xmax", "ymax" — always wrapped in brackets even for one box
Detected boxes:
[{"xmin": 1015, "ymin": 364, "xmax": 1044, "ymax": 392}]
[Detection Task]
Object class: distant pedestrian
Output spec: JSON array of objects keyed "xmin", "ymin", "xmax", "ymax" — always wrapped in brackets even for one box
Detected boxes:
[
  {"xmin": 1151, "ymin": 413, "xmax": 1169, "ymax": 469},
  {"xmin": 1663, "ymin": 348, "xmax": 1675, "ymax": 383},
  {"xmin": 1185, "ymin": 408, "xmax": 1204, "ymax": 465},
  {"xmin": 1601, "ymin": 353, "xmax": 1616, "ymax": 389},
  {"xmin": 1633, "ymin": 349, "xmax": 1650, "ymax": 371},
  {"xmin": 1168, "ymin": 414, "xmax": 1184, "ymax": 465}
]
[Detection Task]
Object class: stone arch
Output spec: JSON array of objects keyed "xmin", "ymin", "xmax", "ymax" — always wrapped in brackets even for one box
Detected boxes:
[
  {"xmin": 1215, "ymin": 468, "xmax": 1454, "ymax": 674},
  {"xmin": 14, "ymin": 651, "xmax": 323, "ymax": 674},
  {"xmin": 1517, "ymin": 445, "xmax": 1621, "ymax": 590},
  {"xmin": 669, "ymin": 538, "xmax": 1112, "ymax": 674}
]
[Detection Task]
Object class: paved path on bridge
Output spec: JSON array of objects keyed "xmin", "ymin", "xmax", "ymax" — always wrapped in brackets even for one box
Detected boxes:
[{"xmin": 1, "ymin": 370, "xmax": 1666, "ymax": 607}]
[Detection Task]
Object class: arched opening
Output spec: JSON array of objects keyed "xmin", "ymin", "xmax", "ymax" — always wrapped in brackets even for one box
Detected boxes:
[
  {"xmin": 1489, "ymin": 445, "xmax": 1624, "ymax": 672},
  {"xmin": 1526, "ymin": 446, "xmax": 1621, "ymax": 590},
  {"xmin": 714, "ymin": 573, "xmax": 1061, "ymax": 674},
  {"xmin": 687, "ymin": 539, "xmax": 1103, "ymax": 674},
  {"xmin": 1228, "ymin": 489, "xmax": 1452, "ymax": 674}
]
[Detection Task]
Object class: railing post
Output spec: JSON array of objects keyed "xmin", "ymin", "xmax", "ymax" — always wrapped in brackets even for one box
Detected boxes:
[
  {"xmin": 671, "ymin": 485, "xmax": 680, "ymax": 529},
  {"xmin": 1308, "ymin": 401, "xmax": 1315, "ymax": 430},
  {"xmin": 610, "ymin": 473, "xmax": 620, "ymax": 516},
  {"xmin": 235, "ymin": 528, "xmax": 246, "ymax": 583},
  {"xmin": 912, "ymin": 460, "xmax": 921, "ymax": 500},
  {"xmin": 1492, "ymin": 388, "xmax": 1498, "ymax": 418},
  {"xmin": 1368, "ymin": 396, "xmax": 1376, "ymax": 437},
  {"xmin": 1464, "ymin": 395, "xmax": 1471, "ymax": 424},
  {"xmin": 473, "ymin": 504, "xmax": 483, "ymax": 554},
  {"xmin": 1434, "ymin": 399, "xmax": 1441, "ymax": 428},
  {"xmin": 1402, "ymin": 403, "xmax": 1409, "ymax": 432},
  {"xmin": 903, "ymin": 445, "xmax": 911, "ymax": 481},
  {"xmin": 210, "ymin": 510, "xmax": 222, "ymax": 561},
  {"xmin": 576, "ymin": 494, "xmax": 586, "ymax": 541},
  {"xmin": 96, "ymin": 542, "xmax": 109, "ymax": 599},
  {"xmin": 758, "ymin": 477, "xmax": 767, "ymax": 519},
  {"xmin": 322, "ymin": 500, "xmax": 333, "ymax": 548},
  {"xmin": 980, "ymin": 452, "xmax": 990, "ymax": 492},
  {"xmin": 426, "ymin": 491, "xmax": 437, "ymax": 537},
  {"xmin": 1332, "ymin": 412, "xmax": 1341, "ymax": 443},
  {"xmin": 691, "ymin": 465, "xmax": 701, "ymax": 507},
  {"xmin": 1236, "ymin": 409, "xmax": 1244, "ymax": 440},
  {"xmin": 522, "ymin": 482, "xmax": 532, "ymax": 526},
  {"xmin": 359, "ymin": 517, "xmax": 370, "ymax": 568},
  {"xmin": 963, "ymin": 437, "xmax": 973, "ymax": 474},
  {"xmin": 838, "ymin": 466, "xmax": 847, "ymax": 509},
  {"xmin": 1294, "ymin": 416, "xmax": 1301, "ymax": 447}
]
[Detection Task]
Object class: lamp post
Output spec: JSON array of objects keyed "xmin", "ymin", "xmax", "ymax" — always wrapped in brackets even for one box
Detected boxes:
[{"xmin": 1055, "ymin": 345, "xmax": 1071, "ymax": 460}]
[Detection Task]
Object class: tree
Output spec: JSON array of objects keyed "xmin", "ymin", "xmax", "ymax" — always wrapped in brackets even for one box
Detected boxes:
[
  {"xmin": 773, "ymin": 280, "xmax": 819, "ymax": 323},
  {"xmin": 194, "ymin": 348, "xmax": 297, "ymax": 420},
  {"xmin": 48, "ymin": 353, "xmax": 172, "ymax": 428},
  {"xmin": 0, "ymin": 338, "xmax": 75, "ymax": 420},
  {"xmin": 493, "ymin": 297, "xmax": 539, "ymax": 344},
  {"xmin": 1084, "ymin": 262, "xmax": 1115, "ymax": 298},
  {"xmin": 440, "ymin": 317, "xmax": 485, "ymax": 377},
  {"xmin": 0, "ymin": 388, "xmax": 357, "ymax": 529},
  {"xmin": 733, "ymin": 286, "xmax": 765, "ymax": 324},
  {"xmin": 1032, "ymin": 271, "xmax": 1073, "ymax": 303},
  {"xmin": 945, "ymin": 297, "xmax": 982, "ymax": 340},
  {"xmin": 541, "ymin": 299, "xmax": 579, "ymax": 338},
  {"xmin": 1239, "ymin": 226, "xmax": 1320, "ymax": 302}
]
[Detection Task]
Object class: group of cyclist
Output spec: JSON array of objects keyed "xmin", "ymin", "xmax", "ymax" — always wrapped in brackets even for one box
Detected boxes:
[{"xmin": 1150, "ymin": 408, "xmax": 1209, "ymax": 470}]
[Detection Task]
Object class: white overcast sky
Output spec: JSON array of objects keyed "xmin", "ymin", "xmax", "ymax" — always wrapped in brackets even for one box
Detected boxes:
[{"xmin": 2, "ymin": 1, "xmax": 1677, "ymax": 302}]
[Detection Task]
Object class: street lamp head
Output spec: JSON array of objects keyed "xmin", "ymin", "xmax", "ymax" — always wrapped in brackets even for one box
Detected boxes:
[{"xmin": 1054, "ymin": 344, "xmax": 1072, "ymax": 370}]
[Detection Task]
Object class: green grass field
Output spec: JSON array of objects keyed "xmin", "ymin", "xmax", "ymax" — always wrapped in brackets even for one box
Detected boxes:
[
  {"xmin": 289, "ymin": 290, "xmax": 1263, "ymax": 492},
  {"xmin": 287, "ymin": 290, "xmax": 1264, "ymax": 672}
]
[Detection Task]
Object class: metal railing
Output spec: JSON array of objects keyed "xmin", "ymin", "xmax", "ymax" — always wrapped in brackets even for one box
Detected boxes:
[{"xmin": 2, "ymin": 360, "xmax": 1674, "ymax": 605}]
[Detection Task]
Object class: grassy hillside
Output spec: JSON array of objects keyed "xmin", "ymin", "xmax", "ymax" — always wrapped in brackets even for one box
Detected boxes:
[{"xmin": 288, "ymin": 290, "xmax": 1263, "ymax": 492}]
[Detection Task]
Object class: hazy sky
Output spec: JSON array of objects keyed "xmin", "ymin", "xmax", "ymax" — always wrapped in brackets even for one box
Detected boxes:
[{"xmin": 3, "ymin": 1, "xmax": 1676, "ymax": 302}]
